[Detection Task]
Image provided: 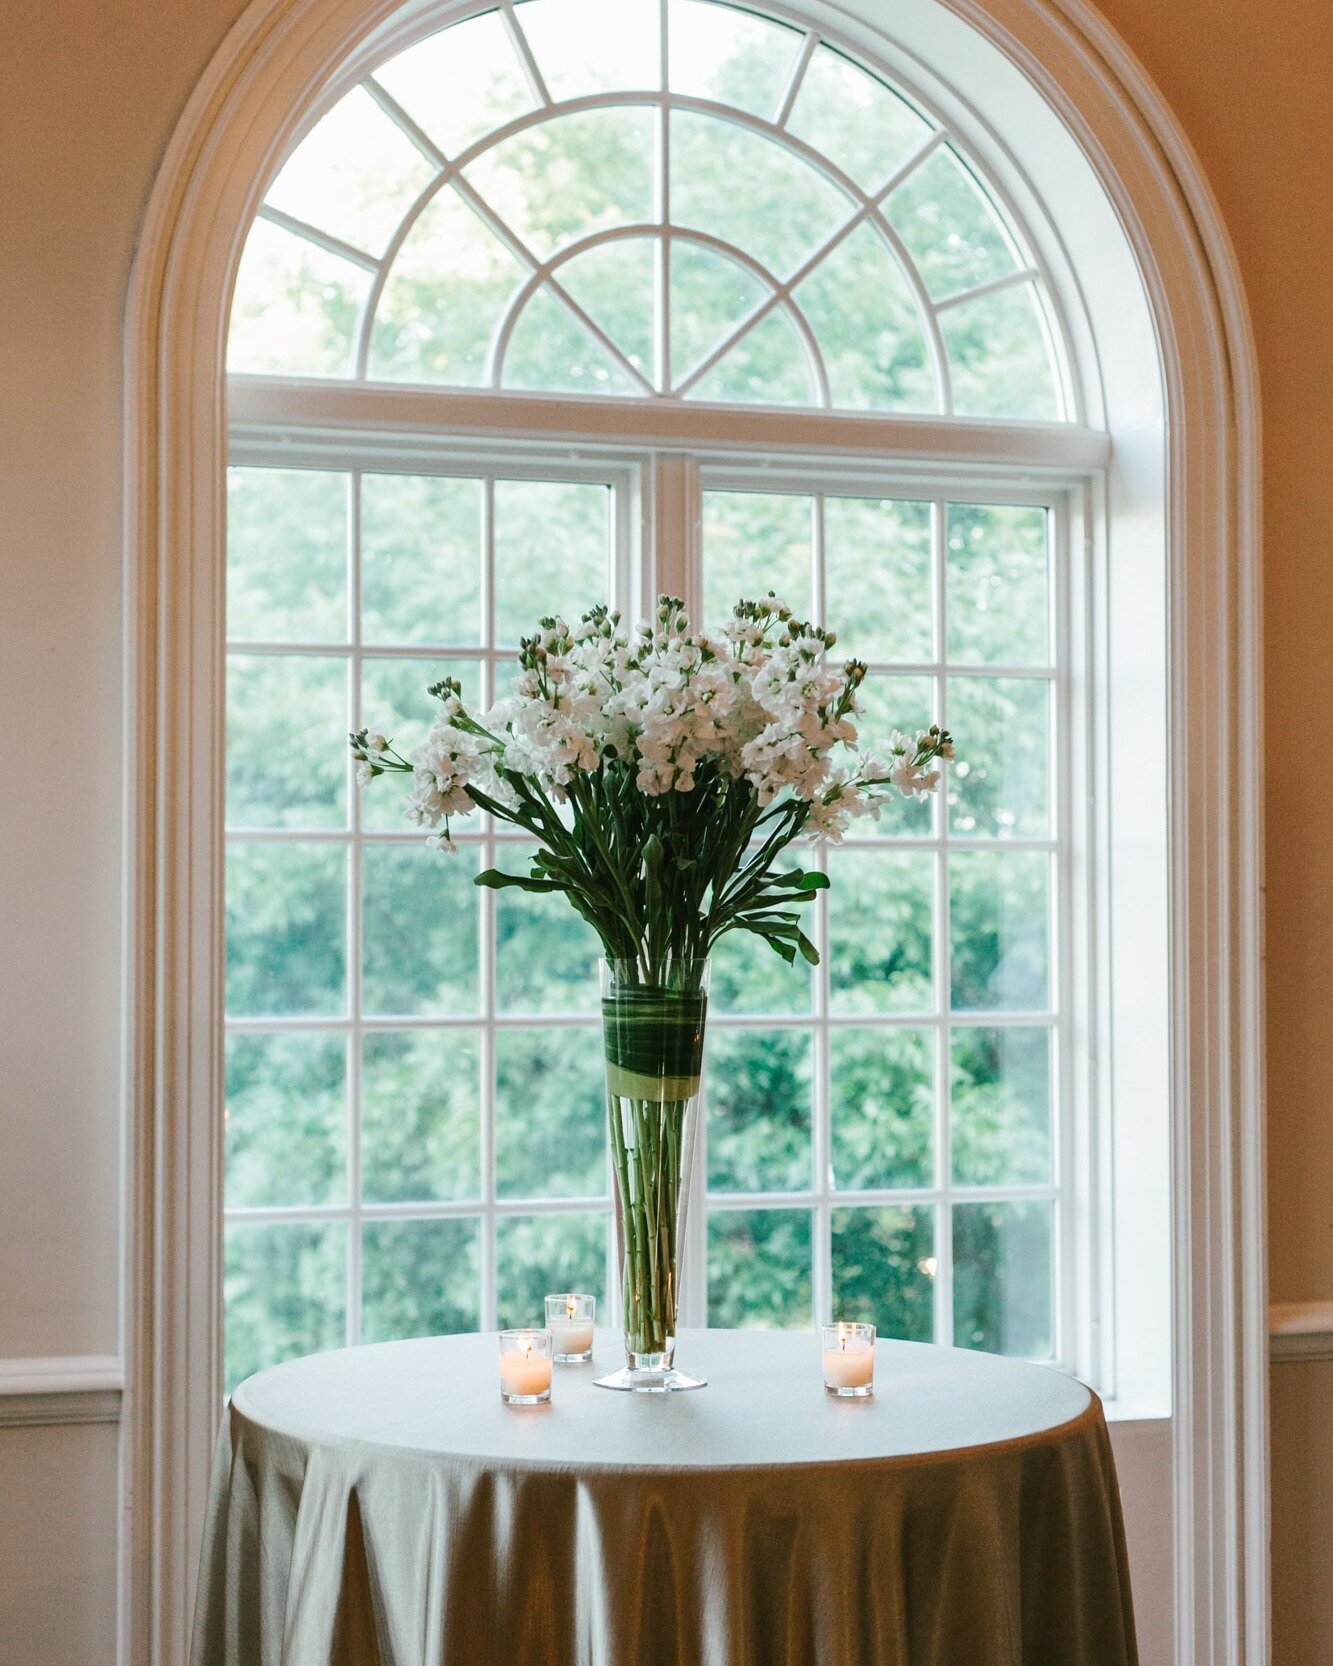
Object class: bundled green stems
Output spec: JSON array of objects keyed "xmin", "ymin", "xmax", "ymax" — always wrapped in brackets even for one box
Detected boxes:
[{"xmin": 602, "ymin": 964, "xmax": 708, "ymax": 1359}]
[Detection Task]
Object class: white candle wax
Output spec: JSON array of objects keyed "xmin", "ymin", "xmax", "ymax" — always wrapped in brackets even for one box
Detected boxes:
[
  {"xmin": 822, "ymin": 1340, "xmax": 875, "ymax": 1389},
  {"xmin": 550, "ymin": 1322, "xmax": 595, "ymax": 1354},
  {"xmin": 500, "ymin": 1352, "xmax": 553, "ymax": 1397}
]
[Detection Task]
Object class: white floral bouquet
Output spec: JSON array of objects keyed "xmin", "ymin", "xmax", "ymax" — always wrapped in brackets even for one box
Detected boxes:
[
  {"xmin": 351, "ymin": 594, "xmax": 953, "ymax": 977},
  {"xmin": 354, "ymin": 593, "xmax": 953, "ymax": 1373}
]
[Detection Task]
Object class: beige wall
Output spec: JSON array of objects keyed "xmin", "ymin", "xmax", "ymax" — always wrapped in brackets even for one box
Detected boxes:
[
  {"xmin": 1, "ymin": 0, "xmax": 1329, "ymax": 1659},
  {"xmin": 1089, "ymin": 3, "xmax": 1333, "ymax": 1657},
  {"xmin": 1096, "ymin": 0, "xmax": 1333, "ymax": 1307}
]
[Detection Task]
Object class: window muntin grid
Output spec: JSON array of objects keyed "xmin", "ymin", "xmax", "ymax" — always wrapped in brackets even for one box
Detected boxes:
[
  {"xmin": 224, "ymin": 463, "xmax": 626, "ymax": 1390},
  {"xmin": 697, "ymin": 482, "xmax": 1063, "ymax": 1359},
  {"xmin": 227, "ymin": 0, "xmax": 1070, "ymax": 421},
  {"xmin": 222, "ymin": 456, "xmax": 1069, "ymax": 1389}
]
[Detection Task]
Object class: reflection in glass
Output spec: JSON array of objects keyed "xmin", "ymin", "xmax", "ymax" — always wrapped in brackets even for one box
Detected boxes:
[
  {"xmin": 361, "ymin": 1218, "xmax": 481, "ymax": 1342},
  {"xmin": 953, "ymin": 1200, "xmax": 1053, "ymax": 1356},
  {"xmin": 362, "ymin": 1030, "xmax": 481, "ymax": 1202},
  {"xmin": 708, "ymin": 1209, "xmax": 813, "ymax": 1329},
  {"xmin": 707, "ymin": 1028, "xmax": 812, "ymax": 1193}
]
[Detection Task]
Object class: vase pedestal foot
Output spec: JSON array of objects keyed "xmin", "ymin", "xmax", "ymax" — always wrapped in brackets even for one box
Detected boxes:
[{"xmin": 593, "ymin": 1365, "xmax": 707, "ymax": 1393}]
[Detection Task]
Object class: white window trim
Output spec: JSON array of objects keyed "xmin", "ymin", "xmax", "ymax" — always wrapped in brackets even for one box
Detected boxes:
[
  {"xmin": 122, "ymin": 3, "xmax": 1266, "ymax": 1665},
  {"xmin": 223, "ymin": 418, "xmax": 1088, "ymax": 1372}
]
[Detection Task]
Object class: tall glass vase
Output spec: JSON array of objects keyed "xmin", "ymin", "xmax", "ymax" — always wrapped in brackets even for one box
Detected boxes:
[{"xmin": 595, "ymin": 958, "xmax": 709, "ymax": 1393}]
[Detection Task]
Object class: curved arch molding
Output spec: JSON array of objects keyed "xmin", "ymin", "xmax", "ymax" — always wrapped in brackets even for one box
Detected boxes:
[{"xmin": 123, "ymin": 1, "xmax": 1265, "ymax": 1661}]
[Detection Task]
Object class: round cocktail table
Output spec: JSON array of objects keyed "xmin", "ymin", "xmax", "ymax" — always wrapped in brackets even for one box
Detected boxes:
[{"xmin": 190, "ymin": 1327, "xmax": 1136, "ymax": 1665}]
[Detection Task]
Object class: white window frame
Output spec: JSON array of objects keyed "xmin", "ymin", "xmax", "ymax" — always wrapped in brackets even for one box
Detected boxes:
[
  {"xmin": 225, "ymin": 411, "xmax": 1097, "ymax": 1375},
  {"xmin": 122, "ymin": 1, "xmax": 1267, "ymax": 1662}
]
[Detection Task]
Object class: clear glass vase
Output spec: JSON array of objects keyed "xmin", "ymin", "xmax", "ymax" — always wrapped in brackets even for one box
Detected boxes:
[{"xmin": 595, "ymin": 958, "xmax": 709, "ymax": 1393}]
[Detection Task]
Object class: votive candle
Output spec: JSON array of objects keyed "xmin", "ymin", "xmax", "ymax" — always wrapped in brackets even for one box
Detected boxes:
[
  {"xmin": 499, "ymin": 1329, "xmax": 554, "ymax": 1404},
  {"xmin": 821, "ymin": 1321, "xmax": 876, "ymax": 1397},
  {"xmin": 545, "ymin": 1293, "xmax": 596, "ymax": 1363}
]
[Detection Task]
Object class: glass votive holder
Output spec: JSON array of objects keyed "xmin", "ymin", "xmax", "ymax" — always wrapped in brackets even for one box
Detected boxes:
[
  {"xmin": 545, "ymin": 1293, "xmax": 596, "ymax": 1363},
  {"xmin": 821, "ymin": 1321, "xmax": 876, "ymax": 1398},
  {"xmin": 498, "ymin": 1329, "xmax": 554, "ymax": 1405}
]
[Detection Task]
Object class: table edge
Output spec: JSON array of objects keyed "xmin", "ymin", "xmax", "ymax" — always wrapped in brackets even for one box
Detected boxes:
[{"xmin": 226, "ymin": 1378, "xmax": 1102, "ymax": 1479}]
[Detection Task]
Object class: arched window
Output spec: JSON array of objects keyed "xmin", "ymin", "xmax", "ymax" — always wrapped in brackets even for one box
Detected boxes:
[
  {"xmin": 128, "ymin": 0, "xmax": 1271, "ymax": 1646},
  {"xmin": 228, "ymin": 1, "xmax": 1070, "ymax": 419},
  {"xmin": 220, "ymin": 0, "xmax": 1120, "ymax": 1393}
]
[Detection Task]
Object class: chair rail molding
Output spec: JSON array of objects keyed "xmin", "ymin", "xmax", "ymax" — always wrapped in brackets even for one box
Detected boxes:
[
  {"xmin": 123, "ymin": 0, "xmax": 1265, "ymax": 1663},
  {"xmin": 0, "ymin": 1356, "xmax": 124, "ymax": 1428},
  {"xmin": 1270, "ymin": 1301, "xmax": 1333, "ymax": 1364}
]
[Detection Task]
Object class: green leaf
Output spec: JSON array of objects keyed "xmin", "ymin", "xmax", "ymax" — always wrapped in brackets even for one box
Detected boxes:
[
  {"xmin": 760, "ymin": 869, "xmax": 829, "ymax": 893},
  {"xmin": 474, "ymin": 868, "xmax": 564, "ymax": 894}
]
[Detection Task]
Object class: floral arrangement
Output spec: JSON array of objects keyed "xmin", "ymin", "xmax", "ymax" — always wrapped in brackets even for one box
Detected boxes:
[
  {"xmin": 351, "ymin": 594, "xmax": 952, "ymax": 978},
  {"xmin": 352, "ymin": 593, "xmax": 952, "ymax": 1381}
]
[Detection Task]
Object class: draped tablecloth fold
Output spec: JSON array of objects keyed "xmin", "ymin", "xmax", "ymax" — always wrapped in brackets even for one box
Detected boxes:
[{"xmin": 190, "ymin": 1329, "xmax": 1137, "ymax": 1666}]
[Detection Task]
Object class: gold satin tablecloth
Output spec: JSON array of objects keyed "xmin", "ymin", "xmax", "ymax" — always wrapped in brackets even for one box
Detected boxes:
[{"xmin": 190, "ymin": 1328, "xmax": 1137, "ymax": 1666}]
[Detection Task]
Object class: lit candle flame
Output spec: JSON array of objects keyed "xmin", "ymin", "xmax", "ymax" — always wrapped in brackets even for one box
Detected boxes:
[
  {"xmin": 838, "ymin": 1322, "xmax": 848, "ymax": 1353},
  {"xmin": 566, "ymin": 1296, "xmax": 577, "ymax": 1320}
]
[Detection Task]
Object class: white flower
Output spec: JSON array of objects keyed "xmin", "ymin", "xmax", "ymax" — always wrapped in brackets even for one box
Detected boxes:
[
  {"xmin": 404, "ymin": 718, "xmax": 490, "ymax": 827},
  {"xmin": 890, "ymin": 758, "xmax": 940, "ymax": 798},
  {"xmin": 357, "ymin": 592, "xmax": 947, "ymax": 860}
]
